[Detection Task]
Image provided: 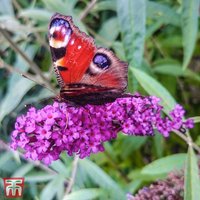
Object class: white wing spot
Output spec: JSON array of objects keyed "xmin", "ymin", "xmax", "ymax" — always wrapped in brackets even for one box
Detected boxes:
[{"xmin": 70, "ymin": 39, "xmax": 75, "ymax": 45}]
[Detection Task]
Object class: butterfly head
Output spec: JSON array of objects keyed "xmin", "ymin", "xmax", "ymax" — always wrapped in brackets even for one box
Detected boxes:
[{"xmin": 49, "ymin": 14, "xmax": 72, "ymax": 49}]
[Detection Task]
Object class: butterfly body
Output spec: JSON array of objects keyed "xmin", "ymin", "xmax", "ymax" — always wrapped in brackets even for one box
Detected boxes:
[{"xmin": 49, "ymin": 13, "xmax": 128, "ymax": 105}]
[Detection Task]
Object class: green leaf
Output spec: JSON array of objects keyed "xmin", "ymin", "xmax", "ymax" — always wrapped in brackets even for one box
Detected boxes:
[
  {"xmin": 184, "ymin": 146, "xmax": 200, "ymax": 200},
  {"xmin": 0, "ymin": 44, "xmax": 39, "ymax": 122},
  {"xmin": 117, "ymin": 0, "xmax": 146, "ymax": 67},
  {"xmin": 132, "ymin": 68, "xmax": 176, "ymax": 113},
  {"xmin": 153, "ymin": 132, "xmax": 164, "ymax": 158},
  {"xmin": 63, "ymin": 188, "xmax": 103, "ymax": 200},
  {"xmin": 79, "ymin": 159, "xmax": 125, "ymax": 200},
  {"xmin": 142, "ymin": 154, "xmax": 186, "ymax": 175},
  {"xmin": 0, "ymin": 152, "xmax": 13, "ymax": 169},
  {"xmin": 112, "ymin": 42, "xmax": 126, "ymax": 60},
  {"xmin": 12, "ymin": 163, "xmax": 33, "ymax": 177},
  {"xmin": 50, "ymin": 160, "xmax": 70, "ymax": 177},
  {"xmin": 153, "ymin": 63, "xmax": 200, "ymax": 82},
  {"xmin": 0, "ymin": 78, "xmax": 35, "ymax": 122},
  {"xmin": 16, "ymin": 88, "xmax": 54, "ymax": 112},
  {"xmin": 147, "ymin": 1, "xmax": 180, "ymax": 26},
  {"xmin": 98, "ymin": 17, "xmax": 119, "ymax": 44},
  {"xmin": 0, "ymin": 16, "xmax": 30, "ymax": 36},
  {"xmin": 8, "ymin": 44, "xmax": 38, "ymax": 90},
  {"xmin": 0, "ymin": 0, "xmax": 14, "ymax": 16},
  {"xmin": 104, "ymin": 143, "xmax": 118, "ymax": 163},
  {"xmin": 121, "ymin": 137, "xmax": 147, "ymax": 158},
  {"xmin": 153, "ymin": 63, "xmax": 184, "ymax": 76},
  {"xmin": 41, "ymin": 0, "xmax": 71, "ymax": 14},
  {"xmin": 146, "ymin": 18, "xmax": 163, "ymax": 39},
  {"xmin": 181, "ymin": 0, "xmax": 199, "ymax": 69},
  {"xmin": 25, "ymin": 173, "xmax": 56, "ymax": 182},
  {"xmin": 129, "ymin": 168, "xmax": 166, "ymax": 182},
  {"xmin": 126, "ymin": 180, "xmax": 142, "ymax": 194},
  {"xmin": 92, "ymin": 0, "xmax": 116, "ymax": 12},
  {"xmin": 40, "ymin": 174, "xmax": 65, "ymax": 200},
  {"xmin": 19, "ymin": 8, "xmax": 52, "ymax": 21}
]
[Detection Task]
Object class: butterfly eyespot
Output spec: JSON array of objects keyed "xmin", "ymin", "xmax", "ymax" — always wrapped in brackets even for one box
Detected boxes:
[
  {"xmin": 93, "ymin": 53, "xmax": 111, "ymax": 70},
  {"xmin": 49, "ymin": 18, "xmax": 72, "ymax": 48},
  {"xmin": 50, "ymin": 18, "xmax": 69, "ymax": 29}
]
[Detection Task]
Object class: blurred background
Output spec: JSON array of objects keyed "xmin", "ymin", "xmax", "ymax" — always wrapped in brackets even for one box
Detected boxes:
[{"xmin": 0, "ymin": 0, "xmax": 200, "ymax": 199}]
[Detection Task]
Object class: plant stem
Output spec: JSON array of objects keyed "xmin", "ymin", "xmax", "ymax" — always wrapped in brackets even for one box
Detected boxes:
[
  {"xmin": 79, "ymin": 0, "xmax": 98, "ymax": 20},
  {"xmin": 0, "ymin": 27, "xmax": 53, "ymax": 90},
  {"xmin": 174, "ymin": 130, "xmax": 200, "ymax": 154},
  {"xmin": 87, "ymin": 26, "xmax": 112, "ymax": 47},
  {"xmin": 0, "ymin": 58, "xmax": 57, "ymax": 95},
  {"xmin": 65, "ymin": 155, "xmax": 79, "ymax": 194}
]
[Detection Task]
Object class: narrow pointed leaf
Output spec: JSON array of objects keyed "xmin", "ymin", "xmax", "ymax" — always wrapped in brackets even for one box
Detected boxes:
[
  {"xmin": 142, "ymin": 154, "xmax": 186, "ymax": 175},
  {"xmin": 184, "ymin": 146, "xmax": 200, "ymax": 200},
  {"xmin": 40, "ymin": 175, "xmax": 65, "ymax": 200},
  {"xmin": 79, "ymin": 159, "xmax": 125, "ymax": 200},
  {"xmin": 132, "ymin": 68, "xmax": 176, "ymax": 113},
  {"xmin": 147, "ymin": 1, "xmax": 180, "ymax": 26},
  {"xmin": 0, "ymin": 79, "xmax": 35, "ymax": 122},
  {"xmin": 182, "ymin": 0, "xmax": 199, "ymax": 69},
  {"xmin": 12, "ymin": 163, "xmax": 33, "ymax": 177},
  {"xmin": 63, "ymin": 189, "xmax": 103, "ymax": 200},
  {"xmin": 117, "ymin": 0, "xmax": 146, "ymax": 67}
]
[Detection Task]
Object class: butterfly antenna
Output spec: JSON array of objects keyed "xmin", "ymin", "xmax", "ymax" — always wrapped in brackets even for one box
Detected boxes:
[
  {"xmin": 21, "ymin": 73, "xmax": 57, "ymax": 95},
  {"xmin": 0, "ymin": 58, "xmax": 57, "ymax": 96}
]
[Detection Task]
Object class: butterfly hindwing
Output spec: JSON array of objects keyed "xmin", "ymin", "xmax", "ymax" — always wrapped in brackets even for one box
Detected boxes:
[{"xmin": 81, "ymin": 47, "xmax": 128, "ymax": 91}]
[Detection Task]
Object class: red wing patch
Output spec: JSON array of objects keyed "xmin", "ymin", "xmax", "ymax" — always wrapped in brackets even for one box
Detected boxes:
[{"xmin": 56, "ymin": 32, "xmax": 95, "ymax": 83}]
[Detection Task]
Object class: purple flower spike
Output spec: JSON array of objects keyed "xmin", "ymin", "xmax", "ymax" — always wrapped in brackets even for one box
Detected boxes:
[{"xmin": 10, "ymin": 93, "xmax": 194, "ymax": 164}]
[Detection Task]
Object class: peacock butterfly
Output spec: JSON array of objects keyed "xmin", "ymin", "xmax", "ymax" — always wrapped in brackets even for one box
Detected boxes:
[{"xmin": 48, "ymin": 13, "xmax": 128, "ymax": 105}]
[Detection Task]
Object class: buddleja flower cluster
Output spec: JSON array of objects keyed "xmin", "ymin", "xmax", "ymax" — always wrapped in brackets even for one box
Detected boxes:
[{"xmin": 10, "ymin": 94, "xmax": 193, "ymax": 164}]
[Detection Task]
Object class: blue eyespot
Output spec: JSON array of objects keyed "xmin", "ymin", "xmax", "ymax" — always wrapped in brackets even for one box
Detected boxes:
[
  {"xmin": 93, "ymin": 53, "xmax": 111, "ymax": 69},
  {"xmin": 50, "ymin": 18, "xmax": 69, "ymax": 28}
]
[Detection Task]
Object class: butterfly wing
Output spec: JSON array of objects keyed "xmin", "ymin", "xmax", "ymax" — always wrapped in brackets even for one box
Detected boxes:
[
  {"xmin": 49, "ymin": 13, "xmax": 96, "ymax": 86},
  {"xmin": 81, "ymin": 47, "xmax": 128, "ymax": 92},
  {"xmin": 48, "ymin": 13, "xmax": 128, "ymax": 104}
]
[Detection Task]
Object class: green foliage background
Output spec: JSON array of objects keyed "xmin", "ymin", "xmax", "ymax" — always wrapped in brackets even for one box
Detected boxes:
[{"xmin": 0, "ymin": 0, "xmax": 200, "ymax": 199}]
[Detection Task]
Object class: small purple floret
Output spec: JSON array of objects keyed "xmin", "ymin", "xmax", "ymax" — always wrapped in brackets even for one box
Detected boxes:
[{"xmin": 10, "ymin": 94, "xmax": 194, "ymax": 165}]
